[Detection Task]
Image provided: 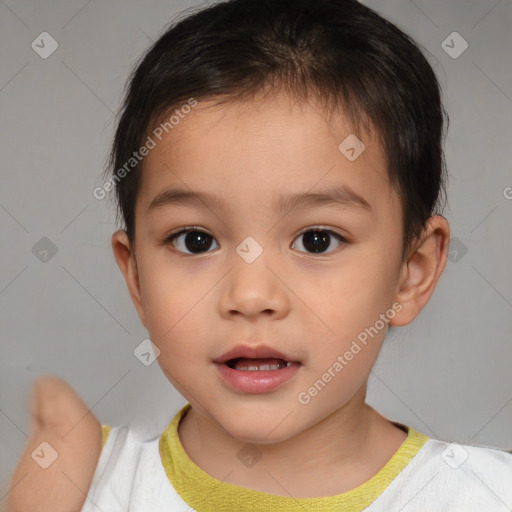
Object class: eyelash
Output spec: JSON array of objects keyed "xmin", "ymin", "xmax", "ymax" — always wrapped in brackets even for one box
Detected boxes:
[{"xmin": 163, "ymin": 225, "xmax": 348, "ymax": 255}]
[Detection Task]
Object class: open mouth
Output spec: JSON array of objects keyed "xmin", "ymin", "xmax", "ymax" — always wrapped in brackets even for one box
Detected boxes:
[
  {"xmin": 226, "ymin": 357, "xmax": 292, "ymax": 371},
  {"xmin": 215, "ymin": 349, "xmax": 301, "ymax": 392}
]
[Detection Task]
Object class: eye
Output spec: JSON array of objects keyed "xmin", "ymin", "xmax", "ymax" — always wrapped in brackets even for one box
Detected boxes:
[
  {"xmin": 164, "ymin": 227, "xmax": 219, "ymax": 255},
  {"xmin": 291, "ymin": 227, "xmax": 347, "ymax": 254}
]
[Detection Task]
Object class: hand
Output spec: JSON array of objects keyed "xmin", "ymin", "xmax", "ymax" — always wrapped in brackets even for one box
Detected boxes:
[{"xmin": 7, "ymin": 376, "xmax": 103, "ymax": 512}]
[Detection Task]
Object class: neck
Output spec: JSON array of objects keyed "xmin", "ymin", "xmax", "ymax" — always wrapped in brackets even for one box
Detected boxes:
[{"xmin": 178, "ymin": 387, "xmax": 407, "ymax": 498}]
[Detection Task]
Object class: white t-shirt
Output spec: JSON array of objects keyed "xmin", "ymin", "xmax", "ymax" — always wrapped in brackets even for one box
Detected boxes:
[{"xmin": 79, "ymin": 417, "xmax": 512, "ymax": 512}]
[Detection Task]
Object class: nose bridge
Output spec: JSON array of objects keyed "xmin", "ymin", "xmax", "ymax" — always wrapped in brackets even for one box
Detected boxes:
[{"xmin": 219, "ymin": 234, "xmax": 288, "ymax": 318}]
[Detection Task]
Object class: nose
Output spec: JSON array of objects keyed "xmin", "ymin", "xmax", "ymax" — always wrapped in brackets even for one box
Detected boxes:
[{"xmin": 218, "ymin": 252, "xmax": 290, "ymax": 321}]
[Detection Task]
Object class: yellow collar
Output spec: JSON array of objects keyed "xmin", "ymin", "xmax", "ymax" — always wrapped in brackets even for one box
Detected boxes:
[{"xmin": 159, "ymin": 404, "xmax": 429, "ymax": 512}]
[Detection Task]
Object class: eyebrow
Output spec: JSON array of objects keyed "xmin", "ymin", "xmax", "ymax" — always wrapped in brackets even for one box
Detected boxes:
[{"xmin": 147, "ymin": 185, "xmax": 372, "ymax": 214}]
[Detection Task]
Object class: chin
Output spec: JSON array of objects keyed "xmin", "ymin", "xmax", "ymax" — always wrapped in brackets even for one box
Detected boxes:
[{"xmin": 214, "ymin": 408, "xmax": 300, "ymax": 445}]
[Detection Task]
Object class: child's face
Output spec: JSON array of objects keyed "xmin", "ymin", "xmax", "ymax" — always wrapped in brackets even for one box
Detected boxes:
[{"xmin": 118, "ymin": 91, "xmax": 409, "ymax": 443}]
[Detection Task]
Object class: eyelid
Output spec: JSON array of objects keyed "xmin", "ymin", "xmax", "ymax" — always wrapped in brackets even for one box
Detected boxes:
[
  {"xmin": 163, "ymin": 225, "xmax": 349, "ymax": 259},
  {"xmin": 164, "ymin": 225, "xmax": 209, "ymax": 240},
  {"xmin": 163, "ymin": 225, "xmax": 348, "ymax": 241},
  {"xmin": 163, "ymin": 226, "xmax": 219, "ymax": 256},
  {"xmin": 296, "ymin": 225, "xmax": 349, "ymax": 242}
]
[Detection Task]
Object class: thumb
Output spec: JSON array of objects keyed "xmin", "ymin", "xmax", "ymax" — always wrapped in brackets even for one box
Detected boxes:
[
  {"xmin": 28, "ymin": 375, "xmax": 97, "ymax": 435},
  {"xmin": 28, "ymin": 375, "xmax": 48, "ymax": 431},
  {"xmin": 8, "ymin": 376, "xmax": 102, "ymax": 512}
]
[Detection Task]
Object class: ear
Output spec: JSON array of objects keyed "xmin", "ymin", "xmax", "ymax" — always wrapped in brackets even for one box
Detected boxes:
[
  {"xmin": 111, "ymin": 229, "xmax": 147, "ymax": 328},
  {"xmin": 390, "ymin": 215, "xmax": 450, "ymax": 327}
]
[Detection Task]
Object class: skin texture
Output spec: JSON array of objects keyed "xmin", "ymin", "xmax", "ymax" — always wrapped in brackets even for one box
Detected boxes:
[
  {"xmin": 7, "ymin": 376, "xmax": 102, "ymax": 512},
  {"xmin": 112, "ymin": 90, "xmax": 450, "ymax": 497},
  {"xmin": 8, "ymin": 89, "xmax": 450, "ymax": 508}
]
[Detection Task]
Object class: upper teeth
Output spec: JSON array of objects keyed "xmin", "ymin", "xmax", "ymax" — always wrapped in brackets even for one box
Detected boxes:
[{"xmin": 235, "ymin": 362, "xmax": 290, "ymax": 371}]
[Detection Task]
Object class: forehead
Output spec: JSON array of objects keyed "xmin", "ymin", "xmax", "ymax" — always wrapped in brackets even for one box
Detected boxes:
[{"xmin": 137, "ymin": 91, "xmax": 399, "ymax": 221}]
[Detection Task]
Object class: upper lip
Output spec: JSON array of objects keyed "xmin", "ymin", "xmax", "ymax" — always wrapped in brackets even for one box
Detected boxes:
[{"xmin": 214, "ymin": 344, "xmax": 298, "ymax": 364}]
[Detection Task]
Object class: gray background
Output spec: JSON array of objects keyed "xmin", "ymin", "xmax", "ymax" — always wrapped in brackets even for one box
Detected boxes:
[{"xmin": 1, "ymin": 0, "xmax": 511, "ymax": 504}]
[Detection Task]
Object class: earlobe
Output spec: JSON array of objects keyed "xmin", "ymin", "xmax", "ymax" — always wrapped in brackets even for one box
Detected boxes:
[
  {"xmin": 111, "ymin": 230, "xmax": 147, "ymax": 328},
  {"xmin": 390, "ymin": 215, "xmax": 450, "ymax": 327}
]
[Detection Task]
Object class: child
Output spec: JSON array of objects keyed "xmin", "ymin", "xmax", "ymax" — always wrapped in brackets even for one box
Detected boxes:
[{"xmin": 9, "ymin": 0, "xmax": 512, "ymax": 510}]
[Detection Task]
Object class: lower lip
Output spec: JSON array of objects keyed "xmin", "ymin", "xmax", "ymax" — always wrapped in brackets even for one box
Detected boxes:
[{"xmin": 215, "ymin": 362, "xmax": 301, "ymax": 393}]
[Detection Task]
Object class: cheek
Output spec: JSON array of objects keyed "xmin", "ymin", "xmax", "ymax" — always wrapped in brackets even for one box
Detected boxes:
[
  {"xmin": 137, "ymin": 254, "xmax": 211, "ymax": 353},
  {"xmin": 293, "ymin": 256, "xmax": 398, "ymax": 388},
  {"xmin": 299, "ymin": 255, "xmax": 395, "ymax": 336}
]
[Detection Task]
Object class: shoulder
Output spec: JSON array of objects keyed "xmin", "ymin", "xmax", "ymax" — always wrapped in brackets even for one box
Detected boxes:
[
  {"xmin": 386, "ymin": 433, "xmax": 512, "ymax": 510},
  {"xmin": 80, "ymin": 422, "xmax": 191, "ymax": 512},
  {"xmin": 95, "ymin": 423, "xmax": 165, "ymax": 481},
  {"xmin": 422, "ymin": 436, "xmax": 512, "ymax": 474},
  {"xmin": 82, "ymin": 424, "xmax": 154, "ymax": 510}
]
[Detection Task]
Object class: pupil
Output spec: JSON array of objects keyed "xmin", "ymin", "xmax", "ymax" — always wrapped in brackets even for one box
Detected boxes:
[
  {"xmin": 185, "ymin": 231, "xmax": 212, "ymax": 253},
  {"xmin": 303, "ymin": 231, "xmax": 330, "ymax": 253}
]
